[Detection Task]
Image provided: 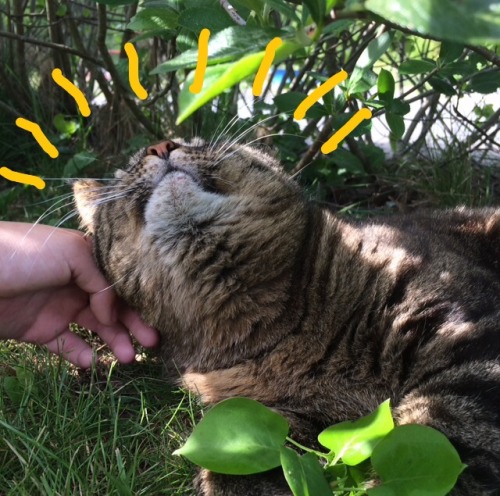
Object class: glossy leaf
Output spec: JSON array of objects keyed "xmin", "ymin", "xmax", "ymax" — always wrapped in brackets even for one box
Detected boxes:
[
  {"xmin": 356, "ymin": 31, "xmax": 394, "ymax": 69},
  {"xmin": 377, "ymin": 69, "xmax": 395, "ymax": 103},
  {"xmin": 386, "ymin": 113, "xmax": 405, "ymax": 139},
  {"xmin": 365, "ymin": 0, "xmax": 500, "ymax": 44},
  {"xmin": 128, "ymin": 5, "xmax": 179, "ymax": 32},
  {"xmin": 176, "ymin": 39, "xmax": 301, "ymax": 123},
  {"xmin": 303, "ymin": 0, "xmax": 327, "ymax": 25},
  {"xmin": 174, "ymin": 398, "xmax": 289, "ymax": 475},
  {"xmin": 368, "ymin": 424, "xmax": 466, "ymax": 496},
  {"xmin": 178, "ymin": 7, "xmax": 234, "ymax": 33},
  {"xmin": 151, "ymin": 26, "xmax": 285, "ymax": 73},
  {"xmin": 399, "ymin": 59, "xmax": 436, "ymax": 75},
  {"xmin": 318, "ymin": 399, "xmax": 393, "ymax": 466},
  {"xmin": 280, "ymin": 447, "xmax": 331, "ymax": 496}
]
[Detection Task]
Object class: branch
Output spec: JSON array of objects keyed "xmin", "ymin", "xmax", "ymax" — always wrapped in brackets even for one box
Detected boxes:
[
  {"xmin": 97, "ymin": 3, "xmax": 160, "ymax": 138},
  {"xmin": 0, "ymin": 30, "xmax": 103, "ymax": 65}
]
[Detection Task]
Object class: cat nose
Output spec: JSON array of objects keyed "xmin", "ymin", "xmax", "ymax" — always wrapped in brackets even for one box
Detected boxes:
[{"xmin": 146, "ymin": 140, "xmax": 179, "ymax": 159}]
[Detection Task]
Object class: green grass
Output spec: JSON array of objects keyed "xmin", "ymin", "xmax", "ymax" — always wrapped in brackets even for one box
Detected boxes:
[{"xmin": 0, "ymin": 343, "xmax": 198, "ymax": 495}]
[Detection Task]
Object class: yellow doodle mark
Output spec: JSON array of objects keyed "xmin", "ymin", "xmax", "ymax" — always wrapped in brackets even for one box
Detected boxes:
[
  {"xmin": 0, "ymin": 166, "xmax": 45, "ymax": 189},
  {"xmin": 294, "ymin": 70, "xmax": 348, "ymax": 120},
  {"xmin": 253, "ymin": 37, "xmax": 283, "ymax": 97},
  {"xmin": 124, "ymin": 42, "xmax": 148, "ymax": 100},
  {"xmin": 15, "ymin": 118, "xmax": 59, "ymax": 158},
  {"xmin": 190, "ymin": 28, "xmax": 211, "ymax": 94},
  {"xmin": 51, "ymin": 68, "xmax": 91, "ymax": 117},
  {"xmin": 321, "ymin": 108, "xmax": 373, "ymax": 154}
]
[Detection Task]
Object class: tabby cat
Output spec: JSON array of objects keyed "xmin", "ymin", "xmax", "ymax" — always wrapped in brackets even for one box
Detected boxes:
[{"xmin": 74, "ymin": 138, "xmax": 500, "ymax": 495}]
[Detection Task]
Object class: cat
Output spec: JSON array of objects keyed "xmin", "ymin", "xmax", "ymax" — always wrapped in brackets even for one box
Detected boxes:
[{"xmin": 74, "ymin": 137, "xmax": 500, "ymax": 495}]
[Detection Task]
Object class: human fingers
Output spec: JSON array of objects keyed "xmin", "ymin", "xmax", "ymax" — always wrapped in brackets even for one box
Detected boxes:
[
  {"xmin": 66, "ymin": 235, "xmax": 118, "ymax": 326},
  {"xmin": 44, "ymin": 330, "xmax": 94, "ymax": 369},
  {"xmin": 77, "ymin": 308, "xmax": 137, "ymax": 364},
  {"xmin": 118, "ymin": 306, "xmax": 160, "ymax": 348}
]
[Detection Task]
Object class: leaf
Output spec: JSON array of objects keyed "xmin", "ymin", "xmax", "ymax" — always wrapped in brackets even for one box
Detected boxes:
[
  {"xmin": 178, "ymin": 7, "xmax": 234, "ymax": 33},
  {"xmin": 377, "ymin": 68, "xmax": 395, "ymax": 103},
  {"xmin": 174, "ymin": 398, "xmax": 289, "ymax": 475},
  {"xmin": 53, "ymin": 114, "xmax": 78, "ymax": 136},
  {"xmin": 398, "ymin": 59, "xmax": 436, "ymax": 75},
  {"xmin": 3, "ymin": 376, "xmax": 24, "ymax": 407},
  {"xmin": 386, "ymin": 113, "xmax": 405, "ymax": 140},
  {"xmin": 439, "ymin": 41, "xmax": 464, "ymax": 64},
  {"xmin": 318, "ymin": 399, "xmax": 394, "ymax": 466},
  {"xmin": 303, "ymin": 0, "xmax": 327, "ymax": 25},
  {"xmin": 151, "ymin": 26, "xmax": 286, "ymax": 74},
  {"xmin": 274, "ymin": 92, "xmax": 327, "ymax": 119},
  {"xmin": 95, "ymin": 0, "xmax": 137, "ymax": 5},
  {"xmin": 280, "ymin": 447, "xmax": 332, "ymax": 496},
  {"xmin": 356, "ymin": 31, "xmax": 394, "ymax": 70},
  {"xmin": 428, "ymin": 76, "xmax": 457, "ymax": 96},
  {"xmin": 368, "ymin": 424, "xmax": 466, "ymax": 496},
  {"xmin": 346, "ymin": 67, "xmax": 378, "ymax": 94},
  {"xmin": 176, "ymin": 38, "xmax": 301, "ymax": 123},
  {"xmin": 128, "ymin": 5, "xmax": 179, "ymax": 32},
  {"xmin": 468, "ymin": 71, "xmax": 500, "ymax": 94},
  {"xmin": 388, "ymin": 98, "xmax": 410, "ymax": 116},
  {"xmin": 63, "ymin": 152, "xmax": 98, "ymax": 178},
  {"xmin": 364, "ymin": 0, "xmax": 500, "ymax": 44}
]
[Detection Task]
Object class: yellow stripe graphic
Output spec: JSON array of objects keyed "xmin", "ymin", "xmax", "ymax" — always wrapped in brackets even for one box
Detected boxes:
[{"xmin": 51, "ymin": 68, "xmax": 91, "ymax": 117}]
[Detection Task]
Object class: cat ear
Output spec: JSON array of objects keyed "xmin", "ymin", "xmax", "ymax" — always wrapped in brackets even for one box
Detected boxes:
[{"xmin": 73, "ymin": 179, "xmax": 102, "ymax": 233}]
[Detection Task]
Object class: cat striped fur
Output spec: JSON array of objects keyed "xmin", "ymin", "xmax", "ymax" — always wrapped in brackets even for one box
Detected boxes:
[{"xmin": 74, "ymin": 137, "xmax": 500, "ymax": 495}]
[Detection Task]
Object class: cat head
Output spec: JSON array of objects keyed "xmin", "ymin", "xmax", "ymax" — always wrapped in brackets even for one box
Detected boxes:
[{"xmin": 73, "ymin": 138, "xmax": 310, "ymax": 340}]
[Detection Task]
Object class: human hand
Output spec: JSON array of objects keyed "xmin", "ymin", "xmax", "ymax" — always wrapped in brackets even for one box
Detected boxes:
[{"xmin": 0, "ymin": 222, "xmax": 159, "ymax": 368}]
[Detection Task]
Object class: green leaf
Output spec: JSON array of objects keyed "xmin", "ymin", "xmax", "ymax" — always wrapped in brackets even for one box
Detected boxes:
[
  {"xmin": 399, "ymin": 59, "xmax": 436, "ymax": 75},
  {"xmin": 346, "ymin": 67, "xmax": 378, "ymax": 94},
  {"xmin": 95, "ymin": 0, "xmax": 137, "ymax": 5},
  {"xmin": 128, "ymin": 5, "xmax": 179, "ymax": 32},
  {"xmin": 428, "ymin": 76, "xmax": 457, "ymax": 96},
  {"xmin": 174, "ymin": 398, "xmax": 289, "ymax": 475},
  {"xmin": 53, "ymin": 114, "xmax": 78, "ymax": 136},
  {"xmin": 266, "ymin": 0, "xmax": 301, "ymax": 23},
  {"xmin": 323, "ymin": 19, "xmax": 355, "ymax": 36},
  {"xmin": 303, "ymin": 0, "xmax": 327, "ymax": 25},
  {"xmin": 3, "ymin": 376, "xmax": 24, "ymax": 406},
  {"xmin": 356, "ymin": 31, "xmax": 394, "ymax": 70},
  {"xmin": 280, "ymin": 447, "xmax": 332, "ymax": 496},
  {"xmin": 151, "ymin": 26, "xmax": 285, "ymax": 74},
  {"xmin": 176, "ymin": 38, "xmax": 301, "ymax": 123},
  {"xmin": 388, "ymin": 98, "xmax": 410, "ymax": 116},
  {"xmin": 318, "ymin": 399, "xmax": 394, "ymax": 466},
  {"xmin": 386, "ymin": 113, "xmax": 405, "ymax": 140},
  {"xmin": 468, "ymin": 71, "xmax": 500, "ymax": 94},
  {"xmin": 439, "ymin": 41, "xmax": 464, "ymax": 64},
  {"xmin": 63, "ymin": 152, "xmax": 97, "ymax": 178},
  {"xmin": 364, "ymin": 0, "xmax": 500, "ymax": 44},
  {"xmin": 178, "ymin": 7, "xmax": 234, "ymax": 33},
  {"xmin": 368, "ymin": 424, "xmax": 466, "ymax": 496},
  {"xmin": 274, "ymin": 92, "xmax": 327, "ymax": 119},
  {"xmin": 377, "ymin": 68, "xmax": 395, "ymax": 103}
]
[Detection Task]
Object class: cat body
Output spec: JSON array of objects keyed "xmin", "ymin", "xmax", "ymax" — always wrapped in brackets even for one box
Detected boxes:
[{"xmin": 74, "ymin": 139, "xmax": 500, "ymax": 495}]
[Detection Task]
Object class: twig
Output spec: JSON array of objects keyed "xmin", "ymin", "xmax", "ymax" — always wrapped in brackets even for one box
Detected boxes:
[{"xmin": 0, "ymin": 29, "xmax": 103, "ymax": 65}]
